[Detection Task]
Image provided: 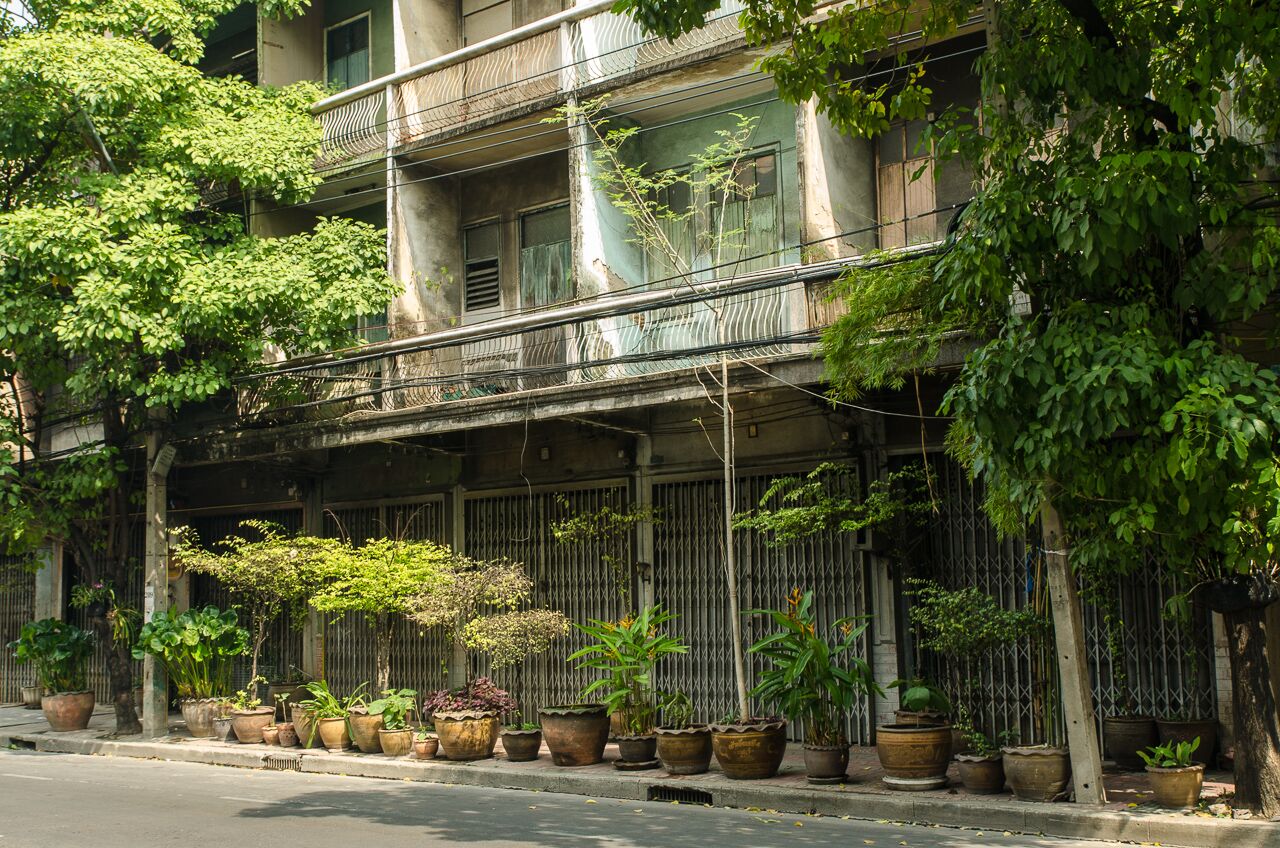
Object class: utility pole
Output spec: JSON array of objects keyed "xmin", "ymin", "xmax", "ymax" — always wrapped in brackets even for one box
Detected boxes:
[{"xmin": 142, "ymin": 407, "xmax": 171, "ymax": 738}]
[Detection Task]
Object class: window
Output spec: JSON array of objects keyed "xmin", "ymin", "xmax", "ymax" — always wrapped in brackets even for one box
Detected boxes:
[
  {"xmin": 520, "ymin": 204, "xmax": 571, "ymax": 309},
  {"xmin": 877, "ymin": 120, "xmax": 937, "ymax": 249},
  {"xmin": 464, "ymin": 221, "xmax": 501, "ymax": 312},
  {"xmin": 326, "ymin": 15, "xmax": 371, "ymax": 92}
]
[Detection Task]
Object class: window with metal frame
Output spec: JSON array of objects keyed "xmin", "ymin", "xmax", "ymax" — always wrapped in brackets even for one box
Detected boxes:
[
  {"xmin": 464, "ymin": 221, "xmax": 502, "ymax": 312},
  {"xmin": 326, "ymin": 15, "xmax": 371, "ymax": 92}
]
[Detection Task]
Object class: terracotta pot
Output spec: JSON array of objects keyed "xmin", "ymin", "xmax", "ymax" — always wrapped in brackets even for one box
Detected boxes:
[
  {"xmin": 655, "ymin": 725, "xmax": 712, "ymax": 775},
  {"xmin": 710, "ymin": 718, "xmax": 787, "ymax": 780},
  {"xmin": 348, "ymin": 708, "xmax": 385, "ymax": 753},
  {"xmin": 1003, "ymin": 746, "xmax": 1071, "ymax": 801},
  {"xmin": 616, "ymin": 734, "xmax": 658, "ymax": 763},
  {"xmin": 1147, "ymin": 764, "xmax": 1205, "ymax": 808},
  {"xmin": 213, "ymin": 716, "xmax": 238, "ymax": 743},
  {"xmin": 1157, "ymin": 718, "xmax": 1217, "ymax": 765},
  {"xmin": 1104, "ymin": 715, "xmax": 1157, "ymax": 770},
  {"xmin": 876, "ymin": 723, "xmax": 952, "ymax": 790},
  {"xmin": 414, "ymin": 735, "xmax": 439, "ymax": 759},
  {"xmin": 262, "ymin": 725, "xmax": 280, "ymax": 746},
  {"xmin": 291, "ymin": 704, "xmax": 322, "ymax": 749},
  {"xmin": 379, "ymin": 727, "xmax": 414, "ymax": 757},
  {"xmin": 894, "ymin": 709, "xmax": 948, "ymax": 727},
  {"xmin": 502, "ymin": 728, "xmax": 543, "ymax": 762},
  {"xmin": 21, "ymin": 685, "xmax": 42, "ymax": 710},
  {"xmin": 956, "ymin": 752, "xmax": 1005, "ymax": 794},
  {"xmin": 180, "ymin": 698, "xmax": 225, "ymax": 738},
  {"xmin": 231, "ymin": 707, "xmax": 275, "ymax": 743},
  {"xmin": 266, "ymin": 682, "xmax": 311, "ymax": 721},
  {"xmin": 435, "ymin": 711, "xmax": 500, "ymax": 761},
  {"xmin": 42, "ymin": 691, "xmax": 94, "ymax": 732},
  {"xmin": 277, "ymin": 723, "xmax": 298, "ymax": 748},
  {"xmin": 540, "ymin": 705, "xmax": 610, "ymax": 767},
  {"xmin": 803, "ymin": 744, "xmax": 849, "ymax": 783},
  {"xmin": 317, "ymin": 716, "xmax": 351, "ymax": 752}
]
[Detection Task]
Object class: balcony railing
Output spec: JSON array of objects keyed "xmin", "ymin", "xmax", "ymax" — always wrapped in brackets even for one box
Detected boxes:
[{"xmin": 312, "ymin": 0, "xmax": 749, "ymax": 169}]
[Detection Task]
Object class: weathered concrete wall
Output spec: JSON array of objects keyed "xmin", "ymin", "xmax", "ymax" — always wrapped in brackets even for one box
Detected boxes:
[
  {"xmin": 259, "ymin": 3, "xmax": 323, "ymax": 87},
  {"xmin": 391, "ymin": 162, "xmax": 463, "ymax": 334},
  {"xmin": 796, "ymin": 99, "xmax": 877, "ymax": 259},
  {"xmin": 395, "ymin": 0, "xmax": 460, "ymax": 68}
]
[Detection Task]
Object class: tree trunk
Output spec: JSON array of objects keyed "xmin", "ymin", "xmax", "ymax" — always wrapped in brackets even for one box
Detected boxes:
[
  {"xmin": 1224, "ymin": 604, "xmax": 1280, "ymax": 817},
  {"xmin": 375, "ymin": 613, "xmax": 392, "ymax": 693},
  {"xmin": 92, "ymin": 614, "xmax": 141, "ymax": 735}
]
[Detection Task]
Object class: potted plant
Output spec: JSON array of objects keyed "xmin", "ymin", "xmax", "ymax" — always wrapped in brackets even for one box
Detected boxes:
[
  {"xmin": 501, "ymin": 723, "xmax": 543, "ymax": 762},
  {"xmin": 890, "ymin": 678, "xmax": 951, "ymax": 726},
  {"xmin": 414, "ymin": 727, "xmax": 439, "ymax": 759},
  {"xmin": 21, "ymin": 683, "xmax": 41, "ymax": 710},
  {"xmin": 1139, "ymin": 737, "xmax": 1205, "ymax": 808},
  {"xmin": 277, "ymin": 721, "xmax": 298, "ymax": 747},
  {"xmin": 370, "ymin": 688, "xmax": 418, "ymax": 756},
  {"xmin": 262, "ymin": 724, "xmax": 280, "ymax": 745},
  {"xmin": 568, "ymin": 605, "xmax": 687, "ymax": 768},
  {"xmin": 654, "ymin": 692, "xmax": 712, "ymax": 775},
  {"xmin": 131, "ymin": 606, "xmax": 249, "ymax": 737},
  {"xmin": 291, "ymin": 700, "xmax": 320, "ymax": 749},
  {"xmin": 8, "ymin": 618, "xmax": 96, "ymax": 731},
  {"xmin": 213, "ymin": 703, "xmax": 237, "ymax": 742},
  {"xmin": 346, "ymin": 688, "xmax": 383, "ymax": 754},
  {"xmin": 1156, "ymin": 711, "xmax": 1217, "ymax": 766},
  {"xmin": 299, "ymin": 679, "xmax": 365, "ymax": 752},
  {"xmin": 954, "ymin": 729, "xmax": 1011, "ymax": 794},
  {"xmin": 229, "ymin": 675, "xmax": 274, "ymax": 743},
  {"xmin": 424, "ymin": 677, "xmax": 515, "ymax": 761},
  {"xmin": 69, "ymin": 580, "xmax": 140, "ymax": 723},
  {"xmin": 749, "ymin": 589, "xmax": 881, "ymax": 784}
]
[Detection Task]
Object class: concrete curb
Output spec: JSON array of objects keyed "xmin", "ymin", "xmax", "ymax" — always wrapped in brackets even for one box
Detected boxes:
[{"xmin": 4, "ymin": 728, "xmax": 1271, "ymax": 848}]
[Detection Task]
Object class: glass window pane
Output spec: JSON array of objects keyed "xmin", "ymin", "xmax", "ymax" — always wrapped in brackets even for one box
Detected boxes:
[
  {"xmin": 754, "ymin": 154, "xmax": 776, "ymax": 197},
  {"xmin": 520, "ymin": 205, "xmax": 570, "ymax": 248},
  {"xmin": 465, "ymin": 221, "xmax": 500, "ymax": 259},
  {"xmin": 327, "ymin": 18, "xmax": 370, "ymax": 91},
  {"xmin": 878, "ymin": 129, "xmax": 904, "ymax": 164}
]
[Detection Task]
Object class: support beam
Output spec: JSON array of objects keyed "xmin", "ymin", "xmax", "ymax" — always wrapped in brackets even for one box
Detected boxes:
[
  {"xmin": 301, "ymin": 483, "xmax": 326, "ymax": 681},
  {"xmin": 446, "ymin": 484, "xmax": 467, "ymax": 689},
  {"xmin": 632, "ymin": 434, "xmax": 655, "ymax": 611},
  {"xmin": 33, "ymin": 544, "xmax": 62, "ymax": 621},
  {"xmin": 1041, "ymin": 502, "xmax": 1106, "ymax": 804},
  {"xmin": 142, "ymin": 414, "xmax": 170, "ymax": 738}
]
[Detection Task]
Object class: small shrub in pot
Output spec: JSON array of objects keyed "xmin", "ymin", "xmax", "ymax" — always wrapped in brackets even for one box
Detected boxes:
[
  {"xmin": 1139, "ymin": 737, "xmax": 1205, "ymax": 809},
  {"xmin": 371, "ymin": 688, "xmax": 418, "ymax": 757},
  {"xmin": 228, "ymin": 675, "xmax": 274, "ymax": 743},
  {"xmin": 425, "ymin": 678, "xmax": 515, "ymax": 761},
  {"xmin": 8, "ymin": 619, "xmax": 96, "ymax": 731},
  {"xmin": 655, "ymin": 692, "xmax": 712, "ymax": 775},
  {"xmin": 501, "ymin": 723, "xmax": 543, "ymax": 762}
]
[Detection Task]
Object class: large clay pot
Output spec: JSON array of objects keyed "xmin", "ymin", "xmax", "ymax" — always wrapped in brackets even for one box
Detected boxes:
[
  {"xmin": 1156, "ymin": 718, "xmax": 1217, "ymax": 765},
  {"xmin": 317, "ymin": 716, "xmax": 351, "ymax": 752},
  {"xmin": 502, "ymin": 728, "xmax": 543, "ymax": 762},
  {"xmin": 1147, "ymin": 764, "xmax": 1205, "ymax": 808},
  {"xmin": 292, "ymin": 704, "xmax": 321, "ymax": 749},
  {"xmin": 348, "ymin": 708, "xmax": 385, "ymax": 753},
  {"xmin": 540, "ymin": 705, "xmax": 611, "ymax": 766},
  {"xmin": 656, "ymin": 725, "xmax": 713, "ymax": 775},
  {"xmin": 876, "ymin": 723, "xmax": 952, "ymax": 790},
  {"xmin": 180, "ymin": 698, "xmax": 223, "ymax": 738},
  {"xmin": 379, "ymin": 727, "xmax": 414, "ymax": 757},
  {"xmin": 956, "ymin": 752, "xmax": 1005, "ymax": 794},
  {"xmin": 21, "ymin": 685, "xmax": 42, "ymax": 710},
  {"xmin": 231, "ymin": 707, "xmax": 275, "ymax": 743},
  {"xmin": 435, "ymin": 711, "xmax": 500, "ymax": 761},
  {"xmin": 710, "ymin": 718, "xmax": 787, "ymax": 780},
  {"xmin": 803, "ymin": 744, "xmax": 849, "ymax": 784},
  {"xmin": 42, "ymin": 691, "xmax": 95, "ymax": 732},
  {"xmin": 894, "ymin": 709, "xmax": 948, "ymax": 727},
  {"xmin": 1003, "ymin": 746, "xmax": 1071, "ymax": 801},
  {"xmin": 616, "ymin": 734, "xmax": 658, "ymax": 763},
  {"xmin": 1104, "ymin": 715, "xmax": 1157, "ymax": 770}
]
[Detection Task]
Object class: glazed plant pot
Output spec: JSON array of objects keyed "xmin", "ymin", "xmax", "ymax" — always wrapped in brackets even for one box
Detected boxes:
[
  {"xmin": 1147, "ymin": 764, "xmax": 1205, "ymax": 808},
  {"xmin": 540, "ymin": 705, "xmax": 611, "ymax": 767},
  {"xmin": 317, "ymin": 716, "xmax": 351, "ymax": 752},
  {"xmin": 894, "ymin": 709, "xmax": 948, "ymax": 727},
  {"xmin": 435, "ymin": 711, "xmax": 500, "ymax": 761},
  {"xmin": 379, "ymin": 727, "xmax": 414, "ymax": 757},
  {"xmin": 213, "ymin": 716, "xmax": 238, "ymax": 743},
  {"xmin": 1003, "ymin": 746, "xmax": 1071, "ymax": 801},
  {"xmin": 803, "ymin": 744, "xmax": 849, "ymax": 784},
  {"xmin": 42, "ymin": 691, "xmax": 95, "ymax": 732},
  {"xmin": 414, "ymin": 735, "xmax": 439, "ymax": 759},
  {"xmin": 616, "ymin": 734, "xmax": 658, "ymax": 764},
  {"xmin": 231, "ymin": 707, "xmax": 276, "ymax": 743},
  {"xmin": 1157, "ymin": 718, "xmax": 1216, "ymax": 765},
  {"xmin": 21, "ymin": 685, "xmax": 42, "ymax": 710},
  {"xmin": 180, "ymin": 698, "xmax": 225, "ymax": 738},
  {"xmin": 291, "ymin": 704, "xmax": 321, "ymax": 749},
  {"xmin": 502, "ymin": 729, "xmax": 543, "ymax": 762},
  {"xmin": 655, "ymin": 725, "xmax": 713, "ymax": 775},
  {"xmin": 709, "ymin": 718, "xmax": 787, "ymax": 780},
  {"xmin": 277, "ymin": 723, "xmax": 298, "ymax": 748},
  {"xmin": 262, "ymin": 726, "xmax": 280, "ymax": 746},
  {"xmin": 956, "ymin": 752, "xmax": 1005, "ymax": 794},
  {"xmin": 348, "ymin": 708, "xmax": 385, "ymax": 754},
  {"xmin": 1104, "ymin": 715, "xmax": 1157, "ymax": 770},
  {"xmin": 875, "ymin": 723, "xmax": 953, "ymax": 790}
]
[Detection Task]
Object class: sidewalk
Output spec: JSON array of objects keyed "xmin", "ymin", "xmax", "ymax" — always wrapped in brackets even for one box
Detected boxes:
[{"xmin": 1, "ymin": 705, "xmax": 1269, "ymax": 848}]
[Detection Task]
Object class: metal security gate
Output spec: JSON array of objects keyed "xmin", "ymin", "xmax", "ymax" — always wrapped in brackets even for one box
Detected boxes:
[
  {"xmin": 0, "ymin": 555, "xmax": 36, "ymax": 702},
  {"xmin": 322, "ymin": 499, "xmax": 449, "ymax": 697},
  {"xmin": 464, "ymin": 485, "xmax": 629, "ymax": 722},
  {"xmin": 65, "ymin": 523, "xmax": 145, "ymax": 703},
  {"xmin": 653, "ymin": 472, "xmax": 874, "ymax": 744}
]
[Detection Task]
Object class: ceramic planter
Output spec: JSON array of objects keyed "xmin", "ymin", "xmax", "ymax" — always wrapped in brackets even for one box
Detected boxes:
[
  {"xmin": 655, "ymin": 725, "xmax": 713, "ymax": 775},
  {"xmin": 1157, "ymin": 718, "xmax": 1216, "ymax": 765},
  {"xmin": 316, "ymin": 716, "xmax": 351, "ymax": 752},
  {"xmin": 213, "ymin": 715, "xmax": 238, "ymax": 743},
  {"xmin": 414, "ymin": 735, "xmax": 439, "ymax": 759},
  {"xmin": 348, "ymin": 708, "xmax": 385, "ymax": 753},
  {"xmin": 615, "ymin": 734, "xmax": 659, "ymax": 767},
  {"xmin": 379, "ymin": 727, "xmax": 414, "ymax": 757},
  {"xmin": 709, "ymin": 718, "xmax": 787, "ymax": 780},
  {"xmin": 1003, "ymin": 746, "xmax": 1071, "ymax": 801},
  {"xmin": 893, "ymin": 709, "xmax": 948, "ymax": 727},
  {"xmin": 876, "ymin": 723, "xmax": 952, "ymax": 790},
  {"xmin": 291, "ymin": 704, "xmax": 322, "ymax": 749},
  {"xmin": 502, "ymin": 728, "xmax": 543, "ymax": 762},
  {"xmin": 955, "ymin": 752, "xmax": 1005, "ymax": 794},
  {"xmin": 540, "ymin": 705, "xmax": 610, "ymax": 767},
  {"xmin": 262, "ymin": 726, "xmax": 280, "ymax": 746},
  {"xmin": 803, "ymin": 744, "xmax": 849, "ymax": 784},
  {"xmin": 179, "ymin": 698, "xmax": 225, "ymax": 738},
  {"xmin": 277, "ymin": 723, "xmax": 299, "ymax": 747},
  {"xmin": 231, "ymin": 707, "xmax": 275, "ymax": 743},
  {"xmin": 1103, "ymin": 715, "xmax": 1157, "ymax": 770},
  {"xmin": 42, "ymin": 691, "xmax": 94, "ymax": 732},
  {"xmin": 1147, "ymin": 764, "xmax": 1205, "ymax": 808},
  {"xmin": 21, "ymin": 685, "xmax": 41, "ymax": 710},
  {"xmin": 434, "ymin": 711, "xmax": 500, "ymax": 761}
]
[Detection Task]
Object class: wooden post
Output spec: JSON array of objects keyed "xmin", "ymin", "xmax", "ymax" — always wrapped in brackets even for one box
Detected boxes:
[
  {"xmin": 1041, "ymin": 502, "xmax": 1106, "ymax": 804},
  {"xmin": 142, "ymin": 411, "xmax": 170, "ymax": 738}
]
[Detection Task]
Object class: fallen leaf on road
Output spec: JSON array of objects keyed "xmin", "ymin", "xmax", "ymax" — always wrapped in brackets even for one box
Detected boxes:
[{"xmin": 585, "ymin": 799, "xmax": 597, "ymax": 804}]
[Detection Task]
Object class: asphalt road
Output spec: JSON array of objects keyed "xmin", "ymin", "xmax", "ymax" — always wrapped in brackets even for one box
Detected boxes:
[{"xmin": 0, "ymin": 748, "xmax": 1119, "ymax": 848}]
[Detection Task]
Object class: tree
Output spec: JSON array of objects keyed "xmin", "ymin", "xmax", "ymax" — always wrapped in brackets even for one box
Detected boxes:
[
  {"xmin": 618, "ymin": 0, "xmax": 1280, "ymax": 813},
  {"xmin": 0, "ymin": 1, "xmax": 398, "ymax": 733}
]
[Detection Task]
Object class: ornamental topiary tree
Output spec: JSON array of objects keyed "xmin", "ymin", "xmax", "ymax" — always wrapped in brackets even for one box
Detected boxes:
[{"xmin": 0, "ymin": 1, "xmax": 398, "ymax": 734}]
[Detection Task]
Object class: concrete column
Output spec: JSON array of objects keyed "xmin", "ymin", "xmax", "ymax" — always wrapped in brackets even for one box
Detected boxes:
[
  {"xmin": 446, "ymin": 484, "xmax": 467, "ymax": 688},
  {"xmin": 795, "ymin": 99, "xmax": 878, "ymax": 260},
  {"xmin": 142, "ymin": 414, "xmax": 171, "ymax": 738},
  {"xmin": 632, "ymin": 435, "xmax": 655, "ymax": 611},
  {"xmin": 1211, "ymin": 612, "xmax": 1235, "ymax": 753},
  {"xmin": 864, "ymin": 421, "xmax": 899, "ymax": 728},
  {"xmin": 33, "ymin": 544, "xmax": 62, "ymax": 621},
  {"xmin": 389, "ymin": 160, "xmax": 463, "ymax": 338},
  {"xmin": 301, "ymin": 483, "xmax": 326, "ymax": 681}
]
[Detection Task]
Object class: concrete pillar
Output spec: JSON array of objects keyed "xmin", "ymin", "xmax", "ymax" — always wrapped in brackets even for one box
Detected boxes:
[
  {"xmin": 446, "ymin": 484, "xmax": 467, "ymax": 688},
  {"xmin": 257, "ymin": 3, "xmax": 322, "ymax": 87},
  {"xmin": 389, "ymin": 160, "xmax": 463, "ymax": 337},
  {"xmin": 301, "ymin": 482, "xmax": 326, "ymax": 681},
  {"xmin": 142, "ymin": 415, "xmax": 171, "ymax": 738},
  {"xmin": 632, "ymin": 434, "xmax": 655, "ymax": 611},
  {"xmin": 32, "ymin": 544, "xmax": 62, "ymax": 621},
  {"xmin": 795, "ymin": 99, "xmax": 878, "ymax": 260},
  {"xmin": 1211, "ymin": 612, "xmax": 1235, "ymax": 753},
  {"xmin": 394, "ymin": 0, "xmax": 459, "ymax": 69}
]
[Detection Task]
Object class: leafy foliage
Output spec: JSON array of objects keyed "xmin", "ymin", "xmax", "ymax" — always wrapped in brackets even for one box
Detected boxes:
[
  {"xmin": 368, "ymin": 688, "xmax": 418, "ymax": 731},
  {"xmin": 69, "ymin": 580, "xmax": 140, "ymax": 647},
  {"xmin": 131, "ymin": 605, "xmax": 247, "ymax": 699},
  {"xmin": 7, "ymin": 617, "xmax": 94, "ymax": 693},
  {"xmin": 422, "ymin": 677, "xmax": 517, "ymax": 716},
  {"xmin": 658, "ymin": 690, "xmax": 696, "ymax": 730},
  {"xmin": 890, "ymin": 677, "xmax": 951, "ymax": 714},
  {"xmin": 1138, "ymin": 737, "xmax": 1201, "ymax": 770},
  {"xmin": 229, "ymin": 675, "xmax": 267, "ymax": 712}
]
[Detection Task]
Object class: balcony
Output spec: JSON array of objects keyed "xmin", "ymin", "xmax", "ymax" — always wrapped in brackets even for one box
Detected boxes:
[{"xmin": 311, "ymin": 0, "xmax": 751, "ymax": 169}]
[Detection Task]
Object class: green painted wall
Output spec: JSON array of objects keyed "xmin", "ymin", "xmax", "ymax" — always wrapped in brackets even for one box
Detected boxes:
[{"xmin": 325, "ymin": 0, "xmax": 394, "ymax": 82}]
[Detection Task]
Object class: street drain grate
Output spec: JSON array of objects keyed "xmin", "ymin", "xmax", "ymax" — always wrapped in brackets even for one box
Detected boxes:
[
  {"xmin": 264, "ymin": 753, "xmax": 302, "ymax": 772},
  {"xmin": 647, "ymin": 786, "xmax": 713, "ymax": 805}
]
